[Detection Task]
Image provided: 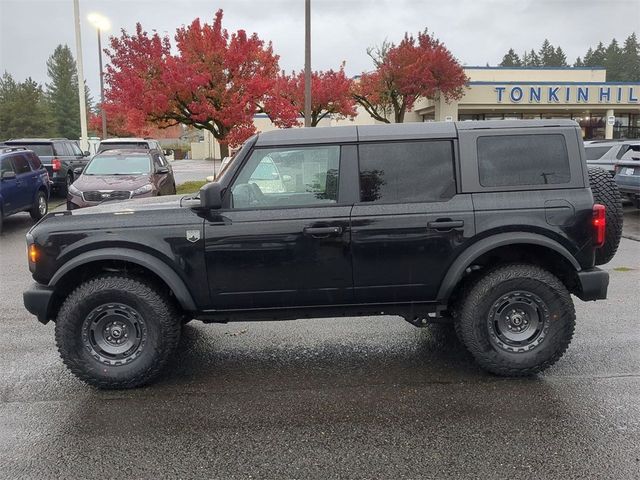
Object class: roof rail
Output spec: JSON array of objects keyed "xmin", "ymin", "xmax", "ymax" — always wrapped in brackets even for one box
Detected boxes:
[{"xmin": 0, "ymin": 146, "xmax": 28, "ymax": 154}]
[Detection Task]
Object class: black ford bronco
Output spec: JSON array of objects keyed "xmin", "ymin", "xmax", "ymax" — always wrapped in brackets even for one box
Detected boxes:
[{"xmin": 23, "ymin": 120, "xmax": 623, "ymax": 389}]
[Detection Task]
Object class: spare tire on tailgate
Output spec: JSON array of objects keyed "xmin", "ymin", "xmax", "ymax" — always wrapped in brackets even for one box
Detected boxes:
[{"xmin": 588, "ymin": 167, "xmax": 623, "ymax": 265}]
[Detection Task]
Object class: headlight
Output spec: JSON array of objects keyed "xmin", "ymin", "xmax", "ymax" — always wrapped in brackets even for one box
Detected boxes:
[
  {"xmin": 68, "ymin": 184, "xmax": 81, "ymax": 196},
  {"xmin": 132, "ymin": 184, "xmax": 153, "ymax": 196}
]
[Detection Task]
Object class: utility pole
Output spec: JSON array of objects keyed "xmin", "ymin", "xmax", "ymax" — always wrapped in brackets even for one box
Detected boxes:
[
  {"xmin": 304, "ymin": 0, "xmax": 311, "ymax": 127},
  {"xmin": 97, "ymin": 28, "xmax": 107, "ymax": 139},
  {"xmin": 73, "ymin": 0, "xmax": 89, "ymax": 150}
]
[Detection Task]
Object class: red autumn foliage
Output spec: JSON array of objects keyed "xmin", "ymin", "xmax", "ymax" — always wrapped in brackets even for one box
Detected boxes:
[
  {"xmin": 103, "ymin": 9, "xmax": 298, "ymax": 155},
  {"xmin": 88, "ymin": 102, "xmax": 153, "ymax": 138},
  {"xmin": 353, "ymin": 30, "xmax": 468, "ymax": 123},
  {"xmin": 276, "ymin": 65, "xmax": 357, "ymax": 126}
]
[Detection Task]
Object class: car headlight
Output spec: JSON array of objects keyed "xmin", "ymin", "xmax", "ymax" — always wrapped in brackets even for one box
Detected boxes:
[
  {"xmin": 68, "ymin": 184, "xmax": 82, "ymax": 196},
  {"xmin": 132, "ymin": 184, "xmax": 154, "ymax": 196}
]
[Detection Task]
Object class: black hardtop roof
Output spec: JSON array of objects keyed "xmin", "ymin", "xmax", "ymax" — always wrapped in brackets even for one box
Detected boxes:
[{"xmin": 254, "ymin": 119, "xmax": 580, "ymax": 146}]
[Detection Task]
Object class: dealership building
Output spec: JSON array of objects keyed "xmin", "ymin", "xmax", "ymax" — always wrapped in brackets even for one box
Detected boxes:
[
  {"xmin": 410, "ymin": 66, "xmax": 640, "ymax": 140},
  {"xmin": 195, "ymin": 66, "xmax": 639, "ymax": 158}
]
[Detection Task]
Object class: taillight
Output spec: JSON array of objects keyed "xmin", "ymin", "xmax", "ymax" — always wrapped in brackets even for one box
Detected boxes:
[
  {"xmin": 593, "ymin": 204, "xmax": 606, "ymax": 248},
  {"xmin": 52, "ymin": 158, "xmax": 61, "ymax": 172}
]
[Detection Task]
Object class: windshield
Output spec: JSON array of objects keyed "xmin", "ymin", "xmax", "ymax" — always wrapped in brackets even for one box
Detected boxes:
[
  {"xmin": 98, "ymin": 142, "xmax": 149, "ymax": 152},
  {"xmin": 8, "ymin": 143, "xmax": 53, "ymax": 156},
  {"xmin": 84, "ymin": 155, "xmax": 151, "ymax": 175}
]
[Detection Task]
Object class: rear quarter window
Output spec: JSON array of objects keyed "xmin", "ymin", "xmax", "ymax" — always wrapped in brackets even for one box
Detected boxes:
[
  {"xmin": 477, "ymin": 134, "xmax": 571, "ymax": 187},
  {"xmin": 585, "ymin": 146, "xmax": 612, "ymax": 160}
]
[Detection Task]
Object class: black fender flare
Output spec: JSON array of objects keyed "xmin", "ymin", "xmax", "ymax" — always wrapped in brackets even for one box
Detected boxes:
[
  {"xmin": 437, "ymin": 232, "xmax": 581, "ymax": 302},
  {"xmin": 49, "ymin": 247, "xmax": 197, "ymax": 311}
]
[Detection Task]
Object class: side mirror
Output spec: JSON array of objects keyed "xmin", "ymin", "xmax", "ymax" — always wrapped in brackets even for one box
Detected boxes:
[
  {"xmin": 1, "ymin": 170, "xmax": 16, "ymax": 180},
  {"xmin": 163, "ymin": 149, "xmax": 174, "ymax": 156},
  {"xmin": 83, "ymin": 151, "xmax": 91, "ymax": 157},
  {"xmin": 73, "ymin": 167, "xmax": 84, "ymax": 176},
  {"xmin": 157, "ymin": 167, "xmax": 170, "ymax": 174},
  {"xmin": 282, "ymin": 174, "xmax": 292, "ymax": 182},
  {"xmin": 200, "ymin": 182, "xmax": 223, "ymax": 209}
]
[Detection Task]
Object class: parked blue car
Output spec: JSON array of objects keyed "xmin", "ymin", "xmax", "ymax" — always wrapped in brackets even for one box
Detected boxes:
[{"xmin": 0, "ymin": 146, "xmax": 50, "ymax": 234}]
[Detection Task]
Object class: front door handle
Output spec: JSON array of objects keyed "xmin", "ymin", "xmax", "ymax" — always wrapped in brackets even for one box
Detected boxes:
[
  {"xmin": 427, "ymin": 219, "xmax": 464, "ymax": 231},
  {"xmin": 303, "ymin": 226, "xmax": 343, "ymax": 238}
]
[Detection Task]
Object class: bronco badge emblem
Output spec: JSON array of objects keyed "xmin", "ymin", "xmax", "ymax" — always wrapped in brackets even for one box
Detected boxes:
[{"xmin": 186, "ymin": 230, "xmax": 200, "ymax": 242}]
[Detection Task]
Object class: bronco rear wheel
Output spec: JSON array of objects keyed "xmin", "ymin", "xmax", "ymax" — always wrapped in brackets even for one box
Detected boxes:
[
  {"xmin": 588, "ymin": 167, "xmax": 623, "ymax": 265},
  {"xmin": 55, "ymin": 275, "xmax": 181, "ymax": 389},
  {"xmin": 454, "ymin": 264, "xmax": 575, "ymax": 376}
]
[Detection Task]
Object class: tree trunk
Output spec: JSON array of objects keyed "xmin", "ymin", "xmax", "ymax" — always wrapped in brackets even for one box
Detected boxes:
[{"xmin": 219, "ymin": 142, "xmax": 229, "ymax": 160}]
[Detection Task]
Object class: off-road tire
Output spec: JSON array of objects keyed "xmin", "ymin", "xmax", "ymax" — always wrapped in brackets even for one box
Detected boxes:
[
  {"xmin": 588, "ymin": 167, "xmax": 623, "ymax": 265},
  {"xmin": 29, "ymin": 190, "xmax": 48, "ymax": 220},
  {"xmin": 454, "ymin": 264, "xmax": 575, "ymax": 376},
  {"xmin": 55, "ymin": 275, "xmax": 181, "ymax": 389}
]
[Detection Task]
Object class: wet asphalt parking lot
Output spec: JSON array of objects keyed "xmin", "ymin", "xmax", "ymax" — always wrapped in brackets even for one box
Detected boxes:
[{"xmin": 0, "ymin": 199, "xmax": 639, "ymax": 479}]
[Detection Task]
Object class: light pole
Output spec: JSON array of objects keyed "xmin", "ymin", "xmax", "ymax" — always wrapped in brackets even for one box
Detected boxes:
[
  {"xmin": 304, "ymin": 0, "xmax": 311, "ymax": 127},
  {"xmin": 88, "ymin": 12, "xmax": 111, "ymax": 140},
  {"xmin": 72, "ymin": 0, "xmax": 88, "ymax": 151}
]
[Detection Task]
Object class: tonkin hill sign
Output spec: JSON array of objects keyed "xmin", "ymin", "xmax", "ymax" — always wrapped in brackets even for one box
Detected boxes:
[{"xmin": 493, "ymin": 85, "xmax": 639, "ymax": 104}]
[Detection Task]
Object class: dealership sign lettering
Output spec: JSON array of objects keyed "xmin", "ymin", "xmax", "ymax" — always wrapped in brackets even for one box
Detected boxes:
[{"xmin": 495, "ymin": 85, "xmax": 639, "ymax": 104}]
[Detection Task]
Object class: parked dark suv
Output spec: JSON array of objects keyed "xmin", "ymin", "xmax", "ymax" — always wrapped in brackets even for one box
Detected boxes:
[
  {"xmin": 23, "ymin": 120, "xmax": 623, "ymax": 389},
  {"xmin": 4, "ymin": 138, "xmax": 90, "ymax": 195},
  {"xmin": 0, "ymin": 147, "xmax": 50, "ymax": 234}
]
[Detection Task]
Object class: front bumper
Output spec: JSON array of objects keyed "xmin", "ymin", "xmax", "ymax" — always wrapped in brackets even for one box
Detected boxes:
[
  {"xmin": 576, "ymin": 268, "xmax": 609, "ymax": 301},
  {"xmin": 23, "ymin": 283, "xmax": 55, "ymax": 324}
]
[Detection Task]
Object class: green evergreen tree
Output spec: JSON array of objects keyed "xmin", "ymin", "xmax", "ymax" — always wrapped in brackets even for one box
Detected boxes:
[
  {"xmin": 538, "ymin": 39, "xmax": 556, "ymax": 66},
  {"xmin": 553, "ymin": 46, "xmax": 568, "ymax": 67},
  {"xmin": 523, "ymin": 49, "xmax": 540, "ymax": 66},
  {"xmin": 46, "ymin": 44, "xmax": 90, "ymax": 140},
  {"xmin": 583, "ymin": 42, "xmax": 607, "ymax": 66},
  {"xmin": 574, "ymin": 57, "xmax": 584, "ymax": 67},
  {"xmin": 621, "ymin": 33, "xmax": 640, "ymax": 81},
  {"xmin": 499, "ymin": 48, "xmax": 522, "ymax": 67},
  {"xmin": 0, "ymin": 73, "xmax": 54, "ymax": 139}
]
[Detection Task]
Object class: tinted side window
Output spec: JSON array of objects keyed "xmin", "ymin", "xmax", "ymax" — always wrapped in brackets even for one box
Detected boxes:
[
  {"xmin": 477, "ymin": 134, "xmax": 571, "ymax": 187},
  {"xmin": 54, "ymin": 143, "xmax": 70, "ymax": 156},
  {"xmin": 27, "ymin": 152, "xmax": 42, "ymax": 170},
  {"xmin": 358, "ymin": 141, "xmax": 455, "ymax": 203},
  {"xmin": 1, "ymin": 157, "xmax": 15, "ymax": 175},
  {"xmin": 585, "ymin": 146, "xmax": 612, "ymax": 160},
  {"xmin": 69, "ymin": 142, "xmax": 83, "ymax": 156},
  {"xmin": 12, "ymin": 154, "xmax": 32, "ymax": 174}
]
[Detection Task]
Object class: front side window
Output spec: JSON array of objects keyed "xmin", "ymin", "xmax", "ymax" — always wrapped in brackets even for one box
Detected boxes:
[
  {"xmin": 1, "ymin": 157, "xmax": 15, "ymax": 175},
  {"xmin": 358, "ymin": 140, "xmax": 456, "ymax": 203},
  {"xmin": 231, "ymin": 146, "xmax": 340, "ymax": 208},
  {"xmin": 84, "ymin": 155, "xmax": 151, "ymax": 175},
  {"xmin": 477, "ymin": 134, "xmax": 571, "ymax": 187},
  {"xmin": 69, "ymin": 142, "xmax": 83, "ymax": 156}
]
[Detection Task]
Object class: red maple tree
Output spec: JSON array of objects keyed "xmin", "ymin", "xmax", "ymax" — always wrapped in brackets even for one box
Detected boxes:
[
  {"xmin": 88, "ymin": 101, "xmax": 153, "ymax": 138},
  {"xmin": 353, "ymin": 30, "xmax": 468, "ymax": 123},
  {"xmin": 103, "ymin": 9, "xmax": 298, "ymax": 157},
  {"xmin": 276, "ymin": 65, "xmax": 357, "ymax": 126}
]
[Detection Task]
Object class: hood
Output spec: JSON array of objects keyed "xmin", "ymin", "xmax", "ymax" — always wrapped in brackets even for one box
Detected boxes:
[
  {"xmin": 68, "ymin": 194, "xmax": 188, "ymax": 215},
  {"xmin": 74, "ymin": 174, "xmax": 152, "ymax": 191}
]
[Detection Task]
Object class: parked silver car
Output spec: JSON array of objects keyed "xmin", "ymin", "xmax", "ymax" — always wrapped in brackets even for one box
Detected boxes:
[{"xmin": 584, "ymin": 140, "xmax": 640, "ymax": 174}]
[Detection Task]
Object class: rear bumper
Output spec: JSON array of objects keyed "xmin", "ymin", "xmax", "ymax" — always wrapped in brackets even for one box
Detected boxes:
[
  {"xmin": 576, "ymin": 268, "xmax": 609, "ymax": 301},
  {"xmin": 23, "ymin": 283, "xmax": 55, "ymax": 324}
]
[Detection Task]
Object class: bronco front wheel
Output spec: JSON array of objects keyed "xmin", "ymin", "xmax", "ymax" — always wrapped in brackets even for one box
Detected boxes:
[
  {"xmin": 55, "ymin": 275, "xmax": 181, "ymax": 389},
  {"xmin": 454, "ymin": 264, "xmax": 575, "ymax": 376}
]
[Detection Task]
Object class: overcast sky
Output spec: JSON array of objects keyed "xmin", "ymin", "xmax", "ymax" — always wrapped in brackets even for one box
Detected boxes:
[{"xmin": 0, "ymin": 0, "xmax": 638, "ymax": 99}]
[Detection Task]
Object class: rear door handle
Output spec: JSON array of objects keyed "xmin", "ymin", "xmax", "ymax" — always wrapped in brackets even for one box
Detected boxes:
[
  {"xmin": 427, "ymin": 219, "xmax": 464, "ymax": 231},
  {"xmin": 303, "ymin": 226, "xmax": 343, "ymax": 237}
]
